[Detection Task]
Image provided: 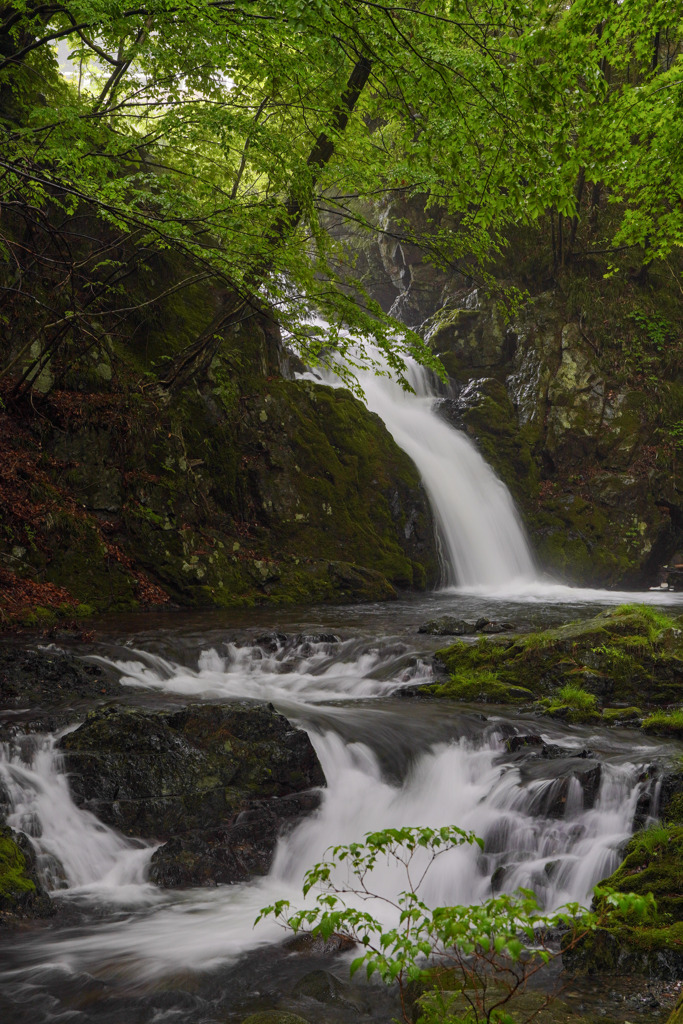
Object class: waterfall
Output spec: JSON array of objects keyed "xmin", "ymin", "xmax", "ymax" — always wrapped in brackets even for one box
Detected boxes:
[{"xmin": 307, "ymin": 351, "xmax": 537, "ymax": 587}]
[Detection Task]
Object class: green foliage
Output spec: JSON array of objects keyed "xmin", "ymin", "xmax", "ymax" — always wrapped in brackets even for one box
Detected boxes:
[
  {"xmin": 2, "ymin": 0, "xmax": 683, "ymax": 388},
  {"xmin": 259, "ymin": 827, "xmax": 651, "ymax": 1024},
  {"xmin": 538, "ymin": 684, "xmax": 599, "ymax": 723},
  {"xmin": 641, "ymin": 708, "xmax": 683, "ymax": 736}
]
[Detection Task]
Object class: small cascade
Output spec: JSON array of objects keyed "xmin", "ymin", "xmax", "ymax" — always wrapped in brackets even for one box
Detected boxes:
[
  {"xmin": 0, "ymin": 735, "xmax": 155, "ymax": 901},
  {"xmin": 308, "ymin": 351, "xmax": 536, "ymax": 587},
  {"xmin": 0, "ymin": 636, "xmax": 663, "ymax": 983},
  {"xmin": 93, "ymin": 634, "xmax": 432, "ymax": 709}
]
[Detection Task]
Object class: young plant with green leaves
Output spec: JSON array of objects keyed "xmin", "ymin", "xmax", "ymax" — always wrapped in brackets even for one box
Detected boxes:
[{"xmin": 258, "ymin": 826, "xmax": 652, "ymax": 1024}]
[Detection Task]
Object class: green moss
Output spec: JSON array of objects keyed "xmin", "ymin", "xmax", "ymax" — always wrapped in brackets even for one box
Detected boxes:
[
  {"xmin": 601, "ymin": 706, "xmax": 642, "ymax": 723},
  {"xmin": 0, "ymin": 829, "xmax": 36, "ymax": 901},
  {"xmin": 642, "ymin": 709, "xmax": 683, "ymax": 738},
  {"xmin": 537, "ymin": 683, "xmax": 600, "ymax": 723},
  {"xmin": 664, "ymin": 791, "xmax": 683, "ymax": 825},
  {"xmin": 434, "ymin": 668, "xmax": 533, "ymax": 704},
  {"xmin": 600, "ymin": 825, "xmax": 683, "ymax": 921},
  {"xmin": 433, "ymin": 605, "xmax": 683, "ymax": 708}
]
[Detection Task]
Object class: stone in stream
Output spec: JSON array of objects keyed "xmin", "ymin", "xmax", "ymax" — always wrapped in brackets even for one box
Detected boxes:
[
  {"xmin": 242, "ymin": 1014, "xmax": 312, "ymax": 1024},
  {"xmin": 418, "ymin": 615, "xmax": 514, "ymax": 636},
  {"xmin": 0, "ymin": 645, "xmax": 124, "ymax": 735},
  {"xmin": 59, "ymin": 702, "xmax": 326, "ymax": 887},
  {"xmin": 148, "ymin": 791, "xmax": 321, "ymax": 886},
  {"xmin": 290, "ymin": 969, "xmax": 361, "ymax": 1009}
]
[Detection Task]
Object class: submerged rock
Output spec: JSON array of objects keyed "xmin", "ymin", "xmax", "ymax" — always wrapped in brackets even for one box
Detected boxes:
[
  {"xmin": 242, "ymin": 1014, "xmax": 311, "ymax": 1024},
  {"xmin": 419, "ymin": 616, "xmax": 472, "ymax": 636},
  {"xmin": 291, "ymin": 969, "xmax": 360, "ymax": 1009},
  {"xmin": 60, "ymin": 702, "xmax": 325, "ymax": 841},
  {"xmin": 418, "ymin": 616, "xmax": 514, "ymax": 636}
]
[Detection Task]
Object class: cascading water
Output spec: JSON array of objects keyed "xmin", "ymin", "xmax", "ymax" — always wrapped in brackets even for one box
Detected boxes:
[
  {"xmin": 304, "ymin": 343, "xmax": 536, "ymax": 587},
  {"xmin": 0, "ymin": 735, "xmax": 155, "ymax": 901},
  {"xmin": 0, "ymin": 633, "xmax": 665, "ymax": 992}
]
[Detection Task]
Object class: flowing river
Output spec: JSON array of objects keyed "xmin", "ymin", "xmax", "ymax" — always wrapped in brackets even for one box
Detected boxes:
[
  {"xmin": 1, "ymin": 592, "xmax": 682, "ymax": 1024},
  {"xmin": 1, "ymin": 355, "xmax": 682, "ymax": 1023}
]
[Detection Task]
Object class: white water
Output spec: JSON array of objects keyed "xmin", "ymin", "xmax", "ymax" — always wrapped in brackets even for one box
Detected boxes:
[
  {"xmin": 0, "ymin": 637, "xmax": 660, "ymax": 981},
  {"xmin": 307, "ymin": 348, "xmax": 536, "ymax": 587},
  {"xmin": 0, "ymin": 735, "xmax": 156, "ymax": 903}
]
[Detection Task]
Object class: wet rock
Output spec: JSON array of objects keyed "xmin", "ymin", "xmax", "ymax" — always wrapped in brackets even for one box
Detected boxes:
[
  {"xmin": 283, "ymin": 931, "xmax": 356, "ymax": 955},
  {"xmin": 0, "ymin": 645, "xmax": 123, "ymax": 728},
  {"xmin": 0, "ymin": 824, "xmax": 53, "ymax": 923},
  {"xmin": 523, "ymin": 759, "xmax": 602, "ymax": 817},
  {"xmin": 59, "ymin": 702, "xmax": 325, "ymax": 838},
  {"xmin": 479, "ymin": 620, "xmax": 515, "ymax": 634},
  {"xmin": 253, "ymin": 633, "xmax": 290, "ymax": 652},
  {"xmin": 290, "ymin": 969, "xmax": 359, "ymax": 1008},
  {"xmin": 506, "ymin": 733, "xmax": 543, "ymax": 753},
  {"xmin": 149, "ymin": 791, "xmax": 321, "ymax": 887},
  {"xmin": 242, "ymin": 1013, "xmax": 311, "ymax": 1024},
  {"xmin": 248, "ymin": 633, "xmax": 342, "ymax": 654},
  {"xmin": 419, "ymin": 616, "xmax": 472, "ymax": 636},
  {"xmin": 419, "ymin": 616, "xmax": 514, "ymax": 636}
]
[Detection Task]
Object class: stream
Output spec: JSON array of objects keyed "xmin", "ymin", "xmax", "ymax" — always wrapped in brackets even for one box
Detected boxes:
[
  {"xmin": 2, "ymin": 351, "xmax": 682, "ymax": 1023},
  {"xmin": 1, "ymin": 590, "xmax": 683, "ymax": 1024}
]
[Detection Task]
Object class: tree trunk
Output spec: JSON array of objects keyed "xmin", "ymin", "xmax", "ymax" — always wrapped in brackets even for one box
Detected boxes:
[{"xmin": 160, "ymin": 53, "xmax": 373, "ymax": 390}]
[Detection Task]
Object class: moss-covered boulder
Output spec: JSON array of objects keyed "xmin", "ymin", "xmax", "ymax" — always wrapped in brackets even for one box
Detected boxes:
[
  {"xmin": 59, "ymin": 702, "xmax": 325, "ymax": 838},
  {"xmin": 432, "ymin": 604, "xmax": 683, "ymax": 710},
  {"xmin": 0, "ymin": 824, "xmax": 52, "ymax": 923}
]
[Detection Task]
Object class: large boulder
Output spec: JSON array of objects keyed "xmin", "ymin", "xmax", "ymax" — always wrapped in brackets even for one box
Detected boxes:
[{"xmin": 60, "ymin": 702, "xmax": 325, "ymax": 838}]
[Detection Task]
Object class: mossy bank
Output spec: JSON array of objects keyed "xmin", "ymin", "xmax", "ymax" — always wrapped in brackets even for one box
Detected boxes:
[
  {"xmin": 432, "ymin": 604, "xmax": 683, "ymax": 720},
  {"xmin": 0, "ymin": 268, "xmax": 438, "ymax": 622}
]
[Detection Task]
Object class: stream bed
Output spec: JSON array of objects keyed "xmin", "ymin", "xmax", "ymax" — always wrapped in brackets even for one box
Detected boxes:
[{"xmin": 1, "ymin": 589, "xmax": 683, "ymax": 1024}]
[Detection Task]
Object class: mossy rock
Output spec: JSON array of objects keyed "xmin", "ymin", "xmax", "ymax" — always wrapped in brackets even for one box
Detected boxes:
[
  {"xmin": 642, "ymin": 708, "xmax": 683, "ymax": 738},
  {"xmin": 600, "ymin": 825, "xmax": 683, "ymax": 921},
  {"xmin": 433, "ymin": 605, "xmax": 683, "ymax": 708},
  {"xmin": 0, "ymin": 825, "xmax": 52, "ymax": 921},
  {"xmin": 566, "ymin": 821, "xmax": 683, "ymax": 980},
  {"xmin": 431, "ymin": 669, "xmax": 533, "ymax": 704}
]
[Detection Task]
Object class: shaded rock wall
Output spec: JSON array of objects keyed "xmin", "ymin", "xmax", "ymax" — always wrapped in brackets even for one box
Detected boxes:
[{"xmin": 0, "ymin": 269, "xmax": 439, "ymax": 617}]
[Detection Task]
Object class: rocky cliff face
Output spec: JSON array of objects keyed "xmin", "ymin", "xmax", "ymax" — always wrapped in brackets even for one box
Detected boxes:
[
  {"xmin": 0, "ymin": 267, "xmax": 439, "ymax": 619},
  {"xmin": 349, "ymin": 199, "xmax": 683, "ymax": 587}
]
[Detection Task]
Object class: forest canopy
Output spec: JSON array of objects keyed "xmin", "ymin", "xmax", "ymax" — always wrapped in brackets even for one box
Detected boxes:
[{"xmin": 1, "ymin": 0, "xmax": 682, "ymax": 387}]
